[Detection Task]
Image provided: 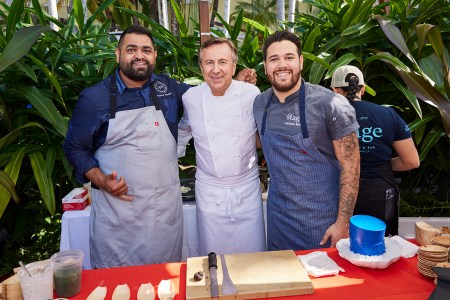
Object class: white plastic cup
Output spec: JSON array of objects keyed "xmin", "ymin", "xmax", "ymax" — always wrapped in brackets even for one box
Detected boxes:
[
  {"xmin": 51, "ymin": 250, "xmax": 83, "ymax": 298},
  {"xmin": 18, "ymin": 261, "xmax": 53, "ymax": 300}
]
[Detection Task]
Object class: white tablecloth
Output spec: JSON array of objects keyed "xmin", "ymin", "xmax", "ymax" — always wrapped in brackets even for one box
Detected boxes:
[{"xmin": 60, "ymin": 202, "xmax": 198, "ymax": 270}]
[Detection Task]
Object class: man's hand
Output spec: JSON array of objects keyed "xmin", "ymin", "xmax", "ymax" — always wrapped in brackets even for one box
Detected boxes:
[
  {"xmin": 320, "ymin": 221, "xmax": 349, "ymax": 247},
  {"xmin": 235, "ymin": 68, "xmax": 257, "ymax": 85},
  {"xmin": 86, "ymin": 168, "xmax": 133, "ymax": 201}
]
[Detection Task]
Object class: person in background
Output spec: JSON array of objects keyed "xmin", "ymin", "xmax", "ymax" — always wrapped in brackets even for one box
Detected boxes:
[
  {"xmin": 178, "ymin": 38, "xmax": 266, "ymax": 256},
  {"xmin": 253, "ymin": 30, "xmax": 361, "ymax": 251},
  {"xmin": 63, "ymin": 25, "xmax": 256, "ymax": 268},
  {"xmin": 331, "ymin": 65, "xmax": 420, "ymax": 236}
]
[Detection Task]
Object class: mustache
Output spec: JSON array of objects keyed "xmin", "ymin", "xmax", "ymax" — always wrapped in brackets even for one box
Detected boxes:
[
  {"xmin": 274, "ymin": 67, "xmax": 291, "ymax": 72},
  {"xmin": 131, "ymin": 58, "xmax": 150, "ymax": 64}
]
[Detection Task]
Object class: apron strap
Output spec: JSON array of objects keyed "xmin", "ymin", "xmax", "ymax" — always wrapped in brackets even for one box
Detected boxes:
[
  {"xmin": 261, "ymin": 79, "xmax": 308, "ymax": 137},
  {"xmin": 110, "ymin": 75, "xmax": 118, "ymax": 119},
  {"xmin": 150, "ymin": 81, "xmax": 161, "ymax": 111},
  {"xmin": 109, "ymin": 75, "xmax": 162, "ymax": 119}
]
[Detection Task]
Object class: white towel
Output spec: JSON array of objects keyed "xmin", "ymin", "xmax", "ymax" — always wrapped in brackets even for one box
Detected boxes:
[
  {"xmin": 298, "ymin": 251, "xmax": 345, "ymax": 277},
  {"xmin": 390, "ymin": 235, "xmax": 419, "ymax": 258}
]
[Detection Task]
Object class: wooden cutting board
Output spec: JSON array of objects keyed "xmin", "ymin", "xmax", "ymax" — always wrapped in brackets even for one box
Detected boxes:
[{"xmin": 186, "ymin": 250, "xmax": 314, "ymax": 300}]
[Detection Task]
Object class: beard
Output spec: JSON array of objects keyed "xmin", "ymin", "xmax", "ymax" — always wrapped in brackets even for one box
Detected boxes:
[
  {"xmin": 267, "ymin": 68, "xmax": 301, "ymax": 93},
  {"xmin": 119, "ymin": 58, "xmax": 154, "ymax": 82}
]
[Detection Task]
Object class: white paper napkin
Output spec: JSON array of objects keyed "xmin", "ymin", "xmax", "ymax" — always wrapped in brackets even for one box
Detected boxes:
[
  {"xmin": 297, "ymin": 251, "xmax": 345, "ymax": 277},
  {"xmin": 390, "ymin": 235, "xmax": 419, "ymax": 258}
]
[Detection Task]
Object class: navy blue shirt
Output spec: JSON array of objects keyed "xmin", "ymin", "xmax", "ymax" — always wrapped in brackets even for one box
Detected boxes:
[
  {"xmin": 353, "ymin": 101, "xmax": 412, "ymax": 178},
  {"xmin": 63, "ymin": 70, "xmax": 191, "ymax": 183}
]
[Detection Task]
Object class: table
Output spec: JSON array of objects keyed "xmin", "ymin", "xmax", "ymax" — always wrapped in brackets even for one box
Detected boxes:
[
  {"xmin": 66, "ymin": 247, "xmax": 435, "ymax": 300},
  {"xmin": 60, "ymin": 202, "xmax": 199, "ymax": 270},
  {"xmin": 60, "ymin": 198, "xmax": 268, "ymax": 270}
]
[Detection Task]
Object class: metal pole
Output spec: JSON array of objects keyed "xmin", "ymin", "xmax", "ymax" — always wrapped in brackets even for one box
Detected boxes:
[
  {"xmin": 47, "ymin": 0, "xmax": 59, "ymax": 31},
  {"xmin": 198, "ymin": 0, "xmax": 210, "ymax": 45}
]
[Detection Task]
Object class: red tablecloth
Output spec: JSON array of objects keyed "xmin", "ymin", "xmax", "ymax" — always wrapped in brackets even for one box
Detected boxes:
[{"xmin": 68, "ymin": 248, "xmax": 435, "ymax": 300}]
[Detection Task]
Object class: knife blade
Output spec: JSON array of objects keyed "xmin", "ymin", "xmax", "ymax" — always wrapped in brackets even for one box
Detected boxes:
[
  {"xmin": 208, "ymin": 252, "xmax": 219, "ymax": 298},
  {"xmin": 220, "ymin": 254, "xmax": 238, "ymax": 295}
]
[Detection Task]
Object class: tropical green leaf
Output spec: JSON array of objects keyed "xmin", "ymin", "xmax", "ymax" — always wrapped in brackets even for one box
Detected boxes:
[
  {"xmin": 0, "ymin": 170, "xmax": 20, "ymax": 217},
  {"xmin": 27, "ymin": 55, "xmax": 63, "ymax": 97},
  {"xmin": 15, "ymin": 86, "xmax": 67, "ymax": 137},
  {"xmin": 46, "ymin": 147, "xmax": 56, "ymax": 177},
  {"xmin": 72, "ymin": 0, "xmax": 85, "ymax": 33},
  {"xmin": 31, "ymin": 0, "xmax": 46, "ymax": 26},
  {"xmin": 419, "ymin": 127, "xmax": 446, "ymax": 160},
  {"xmin": 427, "ymin": 26, "xmax": 445, "ymax": 65},
  {"xmin": 230, "ymin": 10, "xmax": 244, "ymax": 41},
  {"xmin": 340, "ymin": 0, "xmax": 363, "ymax": 31},
  {"xmin": 29, "ymin": 152, "xmax": 55, "ymax": 215},
  {"xmin": 5, "ymin": 0, "xmax": 25, "ymax": 41},
  {"xmin": 15, "ymin": 61, "xmax": 38, "ymax": 82},
  {"xmin": 169, "ymin": 0, "xmax": 188, "ymax": 36},
  {"xmin": 325, "ymin": 53, "xmax": 359, "ymax": 79},
  {"xmin": 364, "ymin": 52, "xmax": 410, "ymax": 72},
  {"xmin": 303, "ymin": 27, "xmax": 321, "ymax": 54},
  {"xmin": 393, "ymin": 68, "xmax": 450, "ymax": 136},
  {"xmin": 309, "ymin": 53, "xmax": 333, "ymax": 85},
  {"xmin": 382, "ymin": 74, "xmax": 422, "ymax": 118},
  {"xmin": 374, "ymin": 15, "xmax": 417, "ymax": 66},
  {"xmin": 83, "ymin": 0, "xmax": 117, "ymax": 35},
  {"xmin": 214, "ymin": 13, "xmax": 234, "ymax": 39},
  {"xmin": 408, "ymin": 114, "xmax": 438, "ymax": 132},
  {"xmin": 0, "ymin": 122, "xmax": 47, "ymax": 149},
  {"xmin": 242, "ymin": 18, "xmax": 271, "ymax": 33},
  {"xmin": 302, "ymin": 52, "xmax": 331, "ymax": 70},
  {"xmin": 364, "ymin": 84, "xmax": 376, "ymax": 97},
  {"xmin": 416, "ymin": 24, "xmax": 434, "ymax": 58},
  {"xmin": 0, "ymin": 26, "xmax": 50, "ymax": 73}
]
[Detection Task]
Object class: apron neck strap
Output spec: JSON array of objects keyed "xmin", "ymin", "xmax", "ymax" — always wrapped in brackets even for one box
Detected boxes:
[{"xmin": 261, "ymin": 79, "xmax": 308, "ymax": 138}]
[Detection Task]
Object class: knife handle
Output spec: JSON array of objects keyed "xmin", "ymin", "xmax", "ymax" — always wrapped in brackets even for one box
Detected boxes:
[{"xmin": 208, "ymin": 252, "xmax": 217, "ymax": 269}]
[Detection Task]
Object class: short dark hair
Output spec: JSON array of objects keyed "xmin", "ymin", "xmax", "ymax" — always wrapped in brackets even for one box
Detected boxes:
[
  {"xmin": 262, "ymin": 30, "xmax": 302, "ymax": 61},
  {"xmin": 198, "ymin": 37, "xmax": 238, "ymax": 64},
  {"xmin": 117, "ymin": 25, "xmax": 155, "ymax": 50}
]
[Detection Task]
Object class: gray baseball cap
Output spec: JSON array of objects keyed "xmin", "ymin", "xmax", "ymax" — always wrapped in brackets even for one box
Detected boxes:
[{"xmin": 331, "ymin": 65, "xmax": 364, "ymax": 87}]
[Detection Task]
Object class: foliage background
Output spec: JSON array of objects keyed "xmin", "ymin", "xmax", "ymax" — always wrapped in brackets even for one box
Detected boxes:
[{"xmin": 0, "ymin": 0, "xmax": 449, "ymax": 278}]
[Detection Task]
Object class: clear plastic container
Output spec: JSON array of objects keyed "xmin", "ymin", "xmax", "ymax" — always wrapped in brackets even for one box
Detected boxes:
[
  {"xmin": 18, "ymin": 260, "xmax": 53, "ymax": 300},
  {"xmin": 51, "ymin": 250, "xmax": 83, "ymax": 298}
]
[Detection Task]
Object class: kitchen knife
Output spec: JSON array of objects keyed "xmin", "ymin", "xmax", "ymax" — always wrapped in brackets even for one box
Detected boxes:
[
  {"xmin": 208, "ymin": 252, "xmax": 219, "ymax": 298},
  {"xmin": 220, "ymin": 254, "xmax": 238, "ymax": 295}
]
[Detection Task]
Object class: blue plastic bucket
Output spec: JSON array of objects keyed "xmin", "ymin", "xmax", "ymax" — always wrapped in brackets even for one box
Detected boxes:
[{"xmin": 349, "ymin": 215, "xmax": 386, "ymax": 256}]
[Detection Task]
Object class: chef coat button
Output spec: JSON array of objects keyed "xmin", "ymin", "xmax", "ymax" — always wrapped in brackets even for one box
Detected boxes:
[
  {"xmin": 236, "ymin": 114, "xmax": 239, "ymax": 117},
  {"xmin": 236, "ymin": 154, "xmax": 240, "ymax": 157},
  {"xmin": 211, "ymin": 136, "xmax": 214, "ymax": 140}
]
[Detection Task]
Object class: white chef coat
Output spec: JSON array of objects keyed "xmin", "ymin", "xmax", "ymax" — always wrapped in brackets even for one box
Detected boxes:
[{"xmin": 178, "ymin": 80, "xmax": 266, "ymax": 255}]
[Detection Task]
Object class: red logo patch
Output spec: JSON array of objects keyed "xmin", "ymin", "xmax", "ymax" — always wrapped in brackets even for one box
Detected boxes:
[
  {"xmin": 299, "ymin": 150, "xmax": 308, "ymax": 155},
  {"xmin": 155, "ymin": 122, "xmax": 159, "ymax": 126}
]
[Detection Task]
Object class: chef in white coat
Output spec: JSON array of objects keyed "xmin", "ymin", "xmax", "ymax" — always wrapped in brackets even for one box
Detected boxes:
[{"xmin": 178, "ymin": 38, "xmax": 266, "ymax": 256}]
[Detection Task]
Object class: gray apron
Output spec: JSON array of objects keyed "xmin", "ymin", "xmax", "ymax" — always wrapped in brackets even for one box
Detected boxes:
[
  {"xmin": 89, "ymin": 78, "xmax": 183, "ymax": 268},
  {"xmin": 261, "ymin": 81, "xmax": 341, "ymax": 250}
]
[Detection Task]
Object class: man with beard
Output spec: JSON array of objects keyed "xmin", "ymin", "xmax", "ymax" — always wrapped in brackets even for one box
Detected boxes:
[
  {"xmin": 253, "ymin": 30, "xmax": 361, "ymax": 251},
  {"xmin": 63, "ymin": 25, "xmax": 255, "ymax": 268}
]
